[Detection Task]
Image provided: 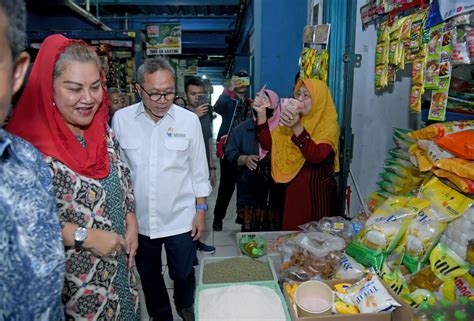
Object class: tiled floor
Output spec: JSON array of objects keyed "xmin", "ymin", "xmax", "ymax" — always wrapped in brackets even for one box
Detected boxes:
[{"xmin": 136, "ymin": 128, "xmax": 241, "ymax": 320}]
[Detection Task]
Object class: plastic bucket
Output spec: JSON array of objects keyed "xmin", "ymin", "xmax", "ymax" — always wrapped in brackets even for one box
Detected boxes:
[{"xmin": 294, "ymin": 280, "xmax": 334, "ymax": 317}]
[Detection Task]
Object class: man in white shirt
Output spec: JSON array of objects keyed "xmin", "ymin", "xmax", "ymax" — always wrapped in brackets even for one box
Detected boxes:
[{"xmin": 112, "ymin": 57, "xmax": 211, "ymax": 321}]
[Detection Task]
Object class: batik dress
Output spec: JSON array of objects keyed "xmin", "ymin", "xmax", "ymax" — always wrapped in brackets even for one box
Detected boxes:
[{"xmin": 47, "ymin": 129, "xmax": 140, "ymax": 320}]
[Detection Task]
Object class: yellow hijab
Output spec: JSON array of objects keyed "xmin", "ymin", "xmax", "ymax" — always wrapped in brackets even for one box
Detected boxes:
[{"xmin": 271, "ymin": 79, "xmax": 339, "ymax": 183}]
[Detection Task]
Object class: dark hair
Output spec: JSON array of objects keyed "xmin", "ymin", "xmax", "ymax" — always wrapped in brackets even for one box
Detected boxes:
[
  {"xmin": 184, "ymin": 77, "xmax": 204, "ymax": 93},
  {"xmin": 233, "ymin": 70, "xmax": 249, "ymax": 77},
  {"xmin": 136, "ymin": 57, "xmax": 176, "ymax": 85},
  {"xmin": 294, "ymin": 71, "xmax": 301, "ymax": 84},
  {"xmin": 108, "ymin": 87, "xmax": 122, "ymax": 95},
  {"xmin": 173, "ymin": 96, "xmax": 186, "ymax": 106},
  {"xmin": 0, "ymin": 0, "xmax": 27, "ymax": 59}
]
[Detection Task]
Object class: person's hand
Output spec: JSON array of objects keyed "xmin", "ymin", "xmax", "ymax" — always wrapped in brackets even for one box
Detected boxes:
[
  {"xmin": 210, "ymin": 168, "xmax": 217, "ymax": 187},
  {"xmin": 192, "ymin": 210, "xmax": 206, "ymax": 241},
  {"xmin": 239, "ymin": 155, "xmax": 259, "ymax": 171},
  {"xmin": 195, "ymin": 104, "xmax": 209, "ymax": 118},
  {"xmin": 84, "ymin": 229, "xmax": 127, "ymax": 257},
  {"xmin": 125, "ymin": 213, "xmax": 139, "ymax": 269},
  {"xmin": 279, "ymin": 107, "xmax": 301, "ymax": 128},
  {"xmin": 230, "ymin": 76, "xmax": 241, "ymax": 91}
]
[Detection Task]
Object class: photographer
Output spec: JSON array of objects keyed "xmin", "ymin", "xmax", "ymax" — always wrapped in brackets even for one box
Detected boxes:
[
  {"xmin": 184, "ymin": 77, "xmax": 216, "ymax": 254},
  {"xmin": 212, "ymin": 71, "xmax": 253, "ymax": 231}
]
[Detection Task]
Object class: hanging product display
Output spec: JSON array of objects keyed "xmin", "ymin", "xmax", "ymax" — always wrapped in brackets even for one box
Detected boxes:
[
  {"xmin": 428, "ymin": 23, "xmax": 453, "ymax": 121},
  {"xmin": 299, "ymin": 47, "xmax": 328, "ymax": 82}
]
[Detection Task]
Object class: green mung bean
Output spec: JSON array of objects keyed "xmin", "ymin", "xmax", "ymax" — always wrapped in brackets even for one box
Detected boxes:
[{"xmin": 202, "ymin": 257, "xmax": 273, "ymax": 284}]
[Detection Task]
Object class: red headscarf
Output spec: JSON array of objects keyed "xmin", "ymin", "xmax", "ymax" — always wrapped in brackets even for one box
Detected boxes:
[{"xmin": 7, "ymin": 34, "xmax": 110, "ymax": 179}]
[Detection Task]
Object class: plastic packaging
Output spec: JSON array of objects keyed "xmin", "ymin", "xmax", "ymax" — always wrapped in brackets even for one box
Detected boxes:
[
  {"xmin": 413, "ymin": 302, "xmax": 433, "ymax": 321},
  {"xmin": 408, "ymin": 120, "xmax": 474, "ymax": 140},
  {"xmin": 346, "ymin": 271, "xmax": 401, "ymax": 314},
  {"xmin": 239, "ymin": 235, "xmax": 266, "ymax": 258},
  {"xmin": 334, "ymin": 253, "xmax": 367, "ymax": 280},
  {"xmin": 436, "ymin": 130, "xmax": 474, "ymax": 160}
]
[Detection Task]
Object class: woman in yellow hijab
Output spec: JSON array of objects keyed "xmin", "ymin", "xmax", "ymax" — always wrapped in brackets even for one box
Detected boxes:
[{"xmin": 255, "ymin": 79, "xmax": 339, "ymax": 230}]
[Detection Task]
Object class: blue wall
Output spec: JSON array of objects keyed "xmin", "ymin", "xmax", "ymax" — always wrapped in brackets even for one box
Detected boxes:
[{"xmin": 253, "ymin": 0, "xmax": 306, "ymax": 97}]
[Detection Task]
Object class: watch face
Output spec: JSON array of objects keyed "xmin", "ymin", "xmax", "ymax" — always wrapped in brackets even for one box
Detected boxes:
[{"xmin": 75, "ymin": 227, "xmax": 88, "ymax": 241}]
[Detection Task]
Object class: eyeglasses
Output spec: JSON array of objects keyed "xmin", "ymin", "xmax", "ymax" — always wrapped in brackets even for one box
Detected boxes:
[
  {"xmin": 136, "ymin": 83, "xmax": 176, "ymax": 102},
  {"xmin": 296, "ymin": 91, "xmax": 311, "ymax": 100}
]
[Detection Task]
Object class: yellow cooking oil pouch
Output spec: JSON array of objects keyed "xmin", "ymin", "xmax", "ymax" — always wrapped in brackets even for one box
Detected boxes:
[
  {"xmin": 346, "ymin": 196, "xmax": 429, "ymax": 271},
  {"xmin": 400, "ymin": 178, "xmax": 473, "ymax": 273},
  {"xmin": 430, "ymin": 243, "xmax": 470, "ymax": 302},
  {"xmin": 379, "ymin": 263, "xmax": 410, "ymax": 297}
]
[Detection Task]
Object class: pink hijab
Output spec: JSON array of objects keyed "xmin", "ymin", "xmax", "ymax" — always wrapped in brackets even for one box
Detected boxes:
[{"xmin": 258, "ymin": 89, "xmax": 280, "ymax": 159}]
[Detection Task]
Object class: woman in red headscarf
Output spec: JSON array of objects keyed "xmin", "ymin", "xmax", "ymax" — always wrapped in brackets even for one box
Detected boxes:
[
  {"xmin": 7, "ymin": 35, "xmax": 140, "ymax": 320},
  {"xmin": 224, "ymin": 88, "xmax": 285, "ymax": 231}
]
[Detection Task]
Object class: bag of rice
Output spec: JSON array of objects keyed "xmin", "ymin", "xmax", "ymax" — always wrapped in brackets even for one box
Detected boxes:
[
  {"xmin": 335, "ymin": 253, "xmax": 367, "ymax": 280},
  {"xmin": 433, "ymin": 169, "xmax": 474, "ymax": 194},
  {"xmin": 435, "ymin": 158, "xmax": 474, "ymax": 181},
  {"xmin": 436, "ymin": 130, "xmax": 474, "ymax": 160},
  {"xmin": 400, "ymin": 178, "xmax": 473, "ymax": 273},
  {"xmin": 407, "ymin": 120, "xmax": 474, "ymax": 140},
  {"xmin": 346, "ymin": 196, "xmax": 429, "ymax": 271}
]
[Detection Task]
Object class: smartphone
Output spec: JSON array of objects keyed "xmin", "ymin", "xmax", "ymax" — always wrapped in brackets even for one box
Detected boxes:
[
  {"xmin": 237, "ymin": 76, "xmax": 250, "ymax": 86},
  {"xmin": 197, "ymin": 94, "xmax": 208, "ymax": 106}
]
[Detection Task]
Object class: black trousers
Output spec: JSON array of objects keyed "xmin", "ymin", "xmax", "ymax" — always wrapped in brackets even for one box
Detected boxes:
[
  {"xmin": 213, "ymin": 158, "xmax": 237, "ymax": 223},
  {"xmin": 135, "ymin": 232, "xmax": 196, "ymax": 321}
]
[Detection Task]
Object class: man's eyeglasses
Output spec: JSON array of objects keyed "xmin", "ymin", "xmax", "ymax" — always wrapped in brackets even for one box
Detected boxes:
[{"xmin": 136, "ymin": 83, "xmax": 176, "ymax": 102}]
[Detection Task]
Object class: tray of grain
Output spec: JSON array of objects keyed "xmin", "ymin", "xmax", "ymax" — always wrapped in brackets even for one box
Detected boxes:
[
  {"xmin": 195, "ymin": 281, "xmax": 291, "ymax": 321},
  {"xmin": 199, "ymin": 256, "xmax": 278, "ymax": 285}
]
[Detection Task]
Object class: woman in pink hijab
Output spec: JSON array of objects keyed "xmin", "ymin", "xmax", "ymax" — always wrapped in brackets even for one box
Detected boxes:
[{"xmin": 224, "ymin": 88, "xmax": 285, "ymax": 231}]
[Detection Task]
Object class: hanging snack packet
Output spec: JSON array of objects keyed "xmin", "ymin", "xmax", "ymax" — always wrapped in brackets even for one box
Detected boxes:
[
  {"xmin": 452, "ymin": 26, "xmax": 471, "ymax": 65},
  {"xmin": 467, "ymin": 27, "xmax": 474, "ymax": 63},
  {"xmin": 346, "ymin": 271, "xmax": 401, "ymax": 313},
  {"xmin": 347, "ymin": 196, "xmax": 429, "ymax": 271},
  {"xmin": 428, "ymin": 24, "xmax": 443, "ymax": 56},
  {"xmin": 376, "ymin": 42, "xmax": 389, "ymax": 66},
  {"xmin": 313, "ymin": 50, "xmax": 329, "ymax": 82},
  {"xmin": 377, "ymin": 21, "xmax": 390, "ymax": 43},
  {"xmin": 425, "ymin": 58, "xmax": 440, "ymax": 89},
  {"xmin": 410, "ymin": 85, "xmax": 423, "ymax": 113},
  {"xmin": 389, "ymin": 40, "xmax": 400, "ymax": 66},
  {"xmin": 401, "ymin": 14, "xmax": 414, "ymax": 44},
  {"xmin": 410, "ymin": 10, "xmax": 428, "ymax": 53},
  {"xmin": 375, "ymin": 64, "xmax": 388, "ymax": 90},
  {"xmin": 400, "ymin": 177, "xmax": 473, "ymax": 273},
  {"xmin": 411, "ymin": 59, "xmax": 425, "ymax": 85}
]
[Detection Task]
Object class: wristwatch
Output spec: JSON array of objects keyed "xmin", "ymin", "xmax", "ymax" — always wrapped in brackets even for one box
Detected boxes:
[{"xmin": 73, "ymin": 227, "xmax": 88, "ymax": 249}]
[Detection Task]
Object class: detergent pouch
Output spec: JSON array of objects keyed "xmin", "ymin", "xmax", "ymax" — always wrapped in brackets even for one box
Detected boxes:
[
  {"xmin": 346, "ymin": 196, "xmax": 429, "ymax": 271},
  {"xmin": 346, "ymin": 270, "xmax": 401, "ymax": 313},
  {"xmin": 335, "ymin": 253, "xmax": 367, "ymax": 280},
  {"xmin": 400, "ymin": 178, "xmax": 473, "ymax": 273}
]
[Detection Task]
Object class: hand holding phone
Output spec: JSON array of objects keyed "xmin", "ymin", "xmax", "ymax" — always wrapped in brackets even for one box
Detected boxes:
[{"xmin": 197, "ymin": 94, "xmax": 208, "ymax": 106}]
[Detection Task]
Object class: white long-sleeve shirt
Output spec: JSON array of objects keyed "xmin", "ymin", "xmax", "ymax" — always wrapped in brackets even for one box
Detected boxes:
[{"xmin": 112, "ymin": 102, "xmax": 212, "ymax": 238}]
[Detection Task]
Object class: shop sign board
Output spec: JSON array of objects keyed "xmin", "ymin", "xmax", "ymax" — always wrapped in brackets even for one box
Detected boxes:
[
  {"xmin": 438, "ymin": 0, "xmax": 474, "ymax": 21},
  {"xmin": 360, "ymin": 2, "xmax": 380, "ymax": 30},
  {"xmin": 146, "ymin": 23, "xmax": 181, "ymax": 55}
]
